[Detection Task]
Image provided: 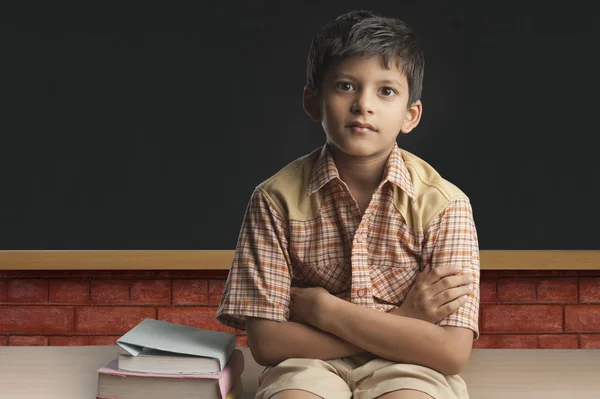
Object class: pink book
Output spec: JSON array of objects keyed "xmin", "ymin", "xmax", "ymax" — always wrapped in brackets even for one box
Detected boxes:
[{"xmin": 96, "ymin": 348, "xmax": 244, "ymax": 399}]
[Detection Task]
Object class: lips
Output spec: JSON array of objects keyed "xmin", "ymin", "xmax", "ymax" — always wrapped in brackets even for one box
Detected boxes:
[{"xmin": 347, "ymin": 121, "xmax": 376, "ymax": 131}]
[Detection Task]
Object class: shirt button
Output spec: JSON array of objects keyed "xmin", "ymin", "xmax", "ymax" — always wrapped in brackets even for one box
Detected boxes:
[
  {"xmin": 357, "ymin": 288, "xmax": 366, "ymax": 297},
  {"xmin": 357, "ymin": 233, "xmax": 365, "ymax": 243}
]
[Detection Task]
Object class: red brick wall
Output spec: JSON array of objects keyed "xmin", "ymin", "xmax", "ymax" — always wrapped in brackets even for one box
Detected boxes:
[{"xmin": 1, "ymin": 270, "xmax": 599, "ymax": 348}]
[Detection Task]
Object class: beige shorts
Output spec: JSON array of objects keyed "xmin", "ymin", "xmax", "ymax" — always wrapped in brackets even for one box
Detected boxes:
[{"xmin": 255, "ymin": 353, "xmax": 469, "ymax": 399}]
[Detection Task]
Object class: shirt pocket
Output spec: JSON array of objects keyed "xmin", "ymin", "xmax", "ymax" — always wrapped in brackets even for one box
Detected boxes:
[
  {"xmin": 369, "ymin": 258, "xmax": 420, "ymax": 305},
  {"xmin": 289, "ymin": 250, "xmax": 350, "ymax": 294}
]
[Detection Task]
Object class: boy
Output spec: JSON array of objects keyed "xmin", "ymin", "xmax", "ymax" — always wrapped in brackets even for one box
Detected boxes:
[{"xmin": 217, "ymin": 9, "xmax": 479, "ymax": 399}]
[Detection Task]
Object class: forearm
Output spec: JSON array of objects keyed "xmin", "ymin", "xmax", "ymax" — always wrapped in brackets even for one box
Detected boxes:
[
  {"xmin": 246, "ymin": 317, "xmax": 365, "ymax": 366},
  {"xmin": 317, "ymin": 298, "xmax": 459, "ymax": 375}
]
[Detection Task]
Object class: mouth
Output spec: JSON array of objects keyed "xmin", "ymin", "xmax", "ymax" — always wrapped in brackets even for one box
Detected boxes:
[{"xmin": 347, "ymin": 122, "xmax": 377, "ymax": 133}]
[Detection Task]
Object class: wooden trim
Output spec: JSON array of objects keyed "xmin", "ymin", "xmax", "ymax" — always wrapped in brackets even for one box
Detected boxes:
[
  {"xmin": 480, "ymin": 250, "xmax": 600, "ymax": 270},
  {"xmin": 0, "ymin": 250, "xmax": 234, "ymax": 270},
  {"xmin": 0, "ymin": 250, "xmax": 598, "ymax": 270}
]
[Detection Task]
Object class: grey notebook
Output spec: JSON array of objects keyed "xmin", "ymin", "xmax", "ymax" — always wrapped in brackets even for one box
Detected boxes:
[{"xmin": 116, "ymin": 318, "xmax": 237, "ymax": 372}]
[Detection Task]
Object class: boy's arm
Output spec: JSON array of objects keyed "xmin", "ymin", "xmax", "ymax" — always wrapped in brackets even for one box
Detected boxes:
[
  {"xmin": 246, "ymin": 317, "xmax": 363, "ymax": 366},
  {"xmin": 247, "ymin": 263, "xmax": 472, "ymax": 366},
  {"xmin": 292, "ymin": 288, "xmax": 473, "ymax": 376},
  {"xmin": 290, "ymin": 198, "xmax": 480, "ymax": 375}
]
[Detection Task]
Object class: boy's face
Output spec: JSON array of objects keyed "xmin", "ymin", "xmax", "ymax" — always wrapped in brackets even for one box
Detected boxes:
[{"xmin": 304, "ymin": 55, "xmax": 422, "ymax": 159}]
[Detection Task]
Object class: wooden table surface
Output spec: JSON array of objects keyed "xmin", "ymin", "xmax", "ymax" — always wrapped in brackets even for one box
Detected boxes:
[{"xmin": 0, "ymin": 345, "xmax": 598, "ymax": 399}]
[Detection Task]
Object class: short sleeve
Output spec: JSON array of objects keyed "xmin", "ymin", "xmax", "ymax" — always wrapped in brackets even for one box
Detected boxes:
[
  {"xmin": 216, "ymin": 187, "xmax": 292, "ymax": 330},
  {"xmin": 422, "ymin": 197, "xmax": 480, "ymax": 340}
]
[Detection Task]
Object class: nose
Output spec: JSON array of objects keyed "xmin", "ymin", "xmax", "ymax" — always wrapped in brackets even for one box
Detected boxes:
[{"xmin": 351, "ymin": 90, "xmax": 374, "ymax": 115}]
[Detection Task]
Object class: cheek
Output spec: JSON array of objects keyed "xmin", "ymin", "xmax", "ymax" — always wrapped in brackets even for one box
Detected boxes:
[
  {"xmin": 320, "ymin": 104, "xmax": 334, "ymax": 126},
  {"xmin": 322, "ymin": 100, "xmax": 344, "ymax": 122}
]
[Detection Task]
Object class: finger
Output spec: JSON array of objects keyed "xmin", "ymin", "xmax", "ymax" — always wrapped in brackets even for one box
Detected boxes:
[
  {"xmin": 424, "ymin": 264, "xmax": 463, "ymax": 284},
  {"xmin": 429, "ymin": 274, "xmax": 473, "ymax": 295},
  {"xmin": 435, "ymin": 295, "xmax": 469, "ymax": 320},
  {"xmin": 431, "ymin": 285, "xmax": 473, "ymax": 307}
]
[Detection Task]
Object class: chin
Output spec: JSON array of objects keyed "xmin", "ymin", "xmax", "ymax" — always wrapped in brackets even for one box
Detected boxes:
[{"xmin": 329, "ymin": 140, "xmax": 383, "ymax": 158}]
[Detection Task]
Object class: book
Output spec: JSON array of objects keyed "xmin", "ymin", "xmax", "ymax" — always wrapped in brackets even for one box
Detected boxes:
[
  {"xmin": 116, "ymin": 318, "xmax": 237, "ymax": 373},
  {"xmin": 96, "ymin": 348, "xmax": 244, "ymax": 399},
  {"xmin": 96, "ymin": 378, "xmax": 242, "ymax": 399},
  {"xmin": 118, "ymin": 348, "xmax": 224, "ymax": 375}
]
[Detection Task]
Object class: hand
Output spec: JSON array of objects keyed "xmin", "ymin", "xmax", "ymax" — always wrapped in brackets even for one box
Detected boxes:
[
  {"xmin": 289, "ymin": 286, "xmax": 331, "ymax": 328},
  {"xmin": 393, "ymin": 264, "xmax": 474, "ymax": 324}
]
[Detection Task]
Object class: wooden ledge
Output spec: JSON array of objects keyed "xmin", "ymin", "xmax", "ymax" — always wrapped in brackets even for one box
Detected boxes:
[{"xmin": 0, "ymin": 250, "xmax": 598, "ymax": 270}]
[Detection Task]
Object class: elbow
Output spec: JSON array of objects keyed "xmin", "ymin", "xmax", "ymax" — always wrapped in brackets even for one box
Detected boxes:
[
  {"xmin": 248, "ymin": 337, "xmax": 278, "ymax": 367},
  {"xmin": 440, "ymin": 327, "xmax": 473, "ymax": 375},
  {"xmin": 442, "ymin": 348, "xmax": 471, "ymax": 376},
  {"xmin": 442, "ymin": 357, "xmax": 464, "ymax": 376},
  {"xmin": 247, "ymin": 331, "xmax": 271, "ymax": 366},
  {"xmin": 249, "ymin": 345, "xmax": 271, "ymax": 367},
  {"xmin": 246, "ymin": 317, "xmax": 280, "ymax": 367}
]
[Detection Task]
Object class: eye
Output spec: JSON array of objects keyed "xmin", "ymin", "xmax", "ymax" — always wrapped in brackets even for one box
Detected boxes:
[
  {"xmin": 380, "ymin": 87, "xmax": 397, "ymax": 97},
  {"xmin": 336, "ymin": 82, "xmax": 355, "ymax": 91}
]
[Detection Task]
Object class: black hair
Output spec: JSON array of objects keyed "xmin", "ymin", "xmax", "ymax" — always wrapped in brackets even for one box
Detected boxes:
[{"xmin": 306, "ymin": 10, "xmax": 425, "ymax": 105}]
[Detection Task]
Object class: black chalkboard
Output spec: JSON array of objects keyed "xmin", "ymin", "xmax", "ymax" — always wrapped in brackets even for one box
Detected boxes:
[{"xmin": 1, "ymin": 1, "xmax": 598, "ymax": 249}]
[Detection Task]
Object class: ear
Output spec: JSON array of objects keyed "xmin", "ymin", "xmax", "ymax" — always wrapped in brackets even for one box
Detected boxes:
[
  {"xmin": 400, "ymin": 99, "xmax": 423, "ymax": 134},
  {"xmin": 303, "ymin": 86, "xmax": 322, "ymax": 122}
]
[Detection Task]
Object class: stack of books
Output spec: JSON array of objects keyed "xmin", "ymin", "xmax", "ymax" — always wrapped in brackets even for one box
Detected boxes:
[{"xmin": 95, "ymin": 318, "xmax": 244, "ymax": 399}]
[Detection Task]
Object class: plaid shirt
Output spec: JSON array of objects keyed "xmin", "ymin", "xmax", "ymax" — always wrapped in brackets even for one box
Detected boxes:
[{"xmin": 217, "ymin": 143, "xmax": 480, "ymax": 339}]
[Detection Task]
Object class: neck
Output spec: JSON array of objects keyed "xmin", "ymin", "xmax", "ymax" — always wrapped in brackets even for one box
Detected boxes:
[{"xmin": 329, "ymin": 145, "xmax": 392, "ymax": 194}]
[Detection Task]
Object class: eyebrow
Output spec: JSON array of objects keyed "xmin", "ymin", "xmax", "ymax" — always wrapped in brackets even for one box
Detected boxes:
[{"xmin": 334, "ymin": 73, "xmax": 404, "ymax": 88}]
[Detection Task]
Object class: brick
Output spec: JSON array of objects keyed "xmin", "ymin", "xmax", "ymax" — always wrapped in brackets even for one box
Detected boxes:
[
  {"xmin": 114, "ymin": 271, "xmax": 173, "ymax": 278},
  {"xmin": 160, "ymin": 270, "xmax": 229, "ymax": 279},
  {"xmin": 158, "ymin": 307, "xmax": 238, "ymax": 334},
  {"xmin": 481, "ymin": 305, "xmax": 563, "ymax": 333},
  {"xmin": 479, "ymin": 279, "xmax": 497, "ymax": 302},
  {"xmin": 236, "ymin": 335, "xmax": 248, "ymax": 347},
  {"xmin": 536, "ymin": 278, "xmax": 578, "ymax": 303},
  {"xmin": 76, "ymin": 306, "xmax": 156, "ymax": 334},
  {"xmin": 0, "ymin": 280, "xmax": 6, "ymax": 302},
  {"xmin": 91, "ymin": 280, "xmax": 129, "ymax": 304},
  {"xmin": 173, "ymin": 280, "xmax": 209, "ymax": 305},
  {"xmin": 580, "ymin": 334, "xmax": 600, "ymax": 348},
  {"xmin": 565, "ymin": 305, "xmax": 600, "ymax": 332},
  {"xmin": 9, "ymin": 336, "xmax": 49, "ymax": 346},
  {"xmin": 539, "ymin": 334, "xmax": 578, "ymax": 349},
  {"xmin": 130, "ymin": 280, "xmax": 170, "ymax": 304},
  {"xmin": 580, "ymin": 278, "xmax": 600, "ymax": 303},
  {"xmin": 7, "ymin": 279, "xmax": 48, "ymax": 303},
  {"xmin": 472, "ymin": 334, "xmax": 540, "ymax": 349},
  {"xmin": 49, "ymin": 280, "xmax": 89, "ymax": 304},
  {"xmin": 209, "ymin": 280, "xmax": 225, "ymax": 305},
  {"xmin": 70, "ymin": 271, "xmax": 115, "ymax": 279},
  {"xmin": 49, "ymin": 336, "xmax": 90, "ymax": 346},
  {"xmin": 496, "ymin": 335, "xmax": 538, "ymax": 348},
  {"xmin": 89, "ymin": 336, "xmax": 121, "ymax": 346},
  {"xmin": 0, "ymin": 306, "xmax": 74, "ymax": 333},
  {"xmin": 473, "ymin": 335, "xmax": 496, "ymax": 348},
  {"xmin": 497, "ymin": 278, "xmax": 536, "ymax": 302},
  {"xmin": 0, "ymin": 336, "xmax": 7, "ymax": 345}
]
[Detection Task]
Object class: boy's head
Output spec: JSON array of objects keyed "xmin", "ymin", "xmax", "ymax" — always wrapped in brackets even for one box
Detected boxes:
[
  {"xmin": 306, "ymin": 10, "xmax": 424, "ymax": 106},
  {"xmin": 303, "ymin": 10, "xmax": 425, "ymax": 159}
]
